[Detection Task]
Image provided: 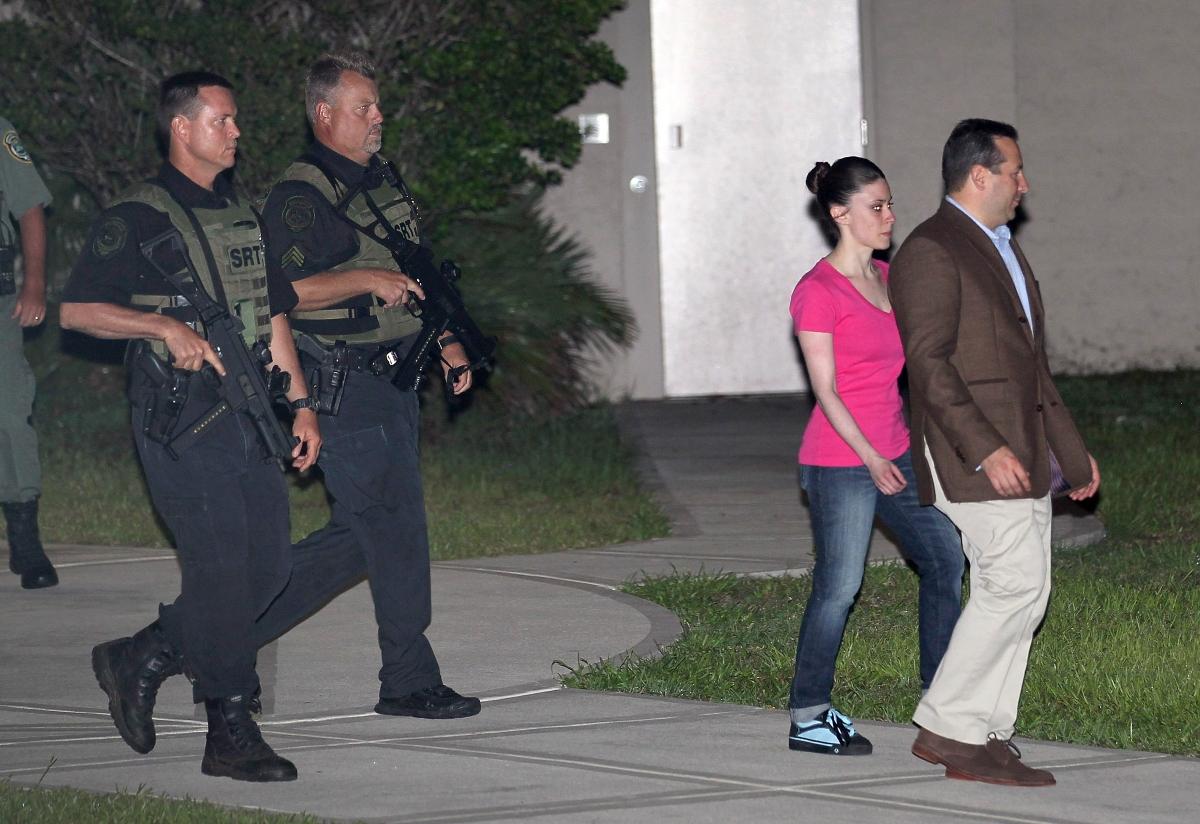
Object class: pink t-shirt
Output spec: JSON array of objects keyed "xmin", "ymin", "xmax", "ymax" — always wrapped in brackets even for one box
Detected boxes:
[{"xmin": 790, "ymin": 259, "xmax": 910, "ymax": 467}]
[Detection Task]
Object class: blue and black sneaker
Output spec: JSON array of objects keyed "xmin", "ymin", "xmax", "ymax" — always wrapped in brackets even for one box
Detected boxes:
[{"xmin": 788, "ymin": 708, "xmax": 873, "ymax": 755}]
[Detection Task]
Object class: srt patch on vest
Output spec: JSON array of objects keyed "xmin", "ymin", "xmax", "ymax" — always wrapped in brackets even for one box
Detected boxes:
[
  {"xmin": 394, "ymin": 217, "xmax": 418, "ymax": 242},
  {"xmin": 282, "ymin": 195, "xmax": 316, "ymax": 232},
  {"xmin": 228, "ymin": 242, "xmax": 264, "ymax": 270},
  {"xmin": 3, "ymin": 130, "xmax": 31, "ymax": 163},
  {"xmin": 93, "ymin": 216, "xmax": 128, "ymax": 258}
]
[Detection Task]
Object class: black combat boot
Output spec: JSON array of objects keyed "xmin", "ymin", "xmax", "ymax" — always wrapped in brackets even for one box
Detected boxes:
[
  {"xmin": 201, "ymin": 695, "xmax": 297, "ymax": 782},
  {"xmin": 4, "ymin": 499, "xmax": 58, "ymax": 589},
  {"xmin": 91, "ymin": 620, "xmax": 183, "ymax": 754}
]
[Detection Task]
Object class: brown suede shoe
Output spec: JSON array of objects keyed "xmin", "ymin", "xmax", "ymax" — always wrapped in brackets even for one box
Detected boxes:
[
  {"xmin": 912, "ymin": 728, "xmax": 1055, "ymax": 787},
  {"xmin": 983, "ymin": 735, "xmax": 1055, "ymax": 787},
  {"xmin": 912, "ymin": 727, "xmax": 985, "ymax": 768}
]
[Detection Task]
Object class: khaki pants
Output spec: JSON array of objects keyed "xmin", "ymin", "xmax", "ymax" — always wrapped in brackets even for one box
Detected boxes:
[{"xmin": 912, "ymin": 442, "xmax": 1052, "ymax": 744}]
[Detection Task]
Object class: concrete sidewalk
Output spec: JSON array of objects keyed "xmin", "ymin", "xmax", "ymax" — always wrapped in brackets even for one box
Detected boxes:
[{"xmin": 3, "ymin": 396, "xmax": 1187, "ymax": 824}]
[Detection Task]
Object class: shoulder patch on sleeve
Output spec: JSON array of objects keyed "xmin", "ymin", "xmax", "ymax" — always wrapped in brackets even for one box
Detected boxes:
[
  {"xmin": 93, "ymin": 216, "xmax": 128, "ymax": 259},
  {"xmin": 282, "ymin": 195, "xmax": 316, "ymax": 232},
  {"xmin": 3, "ymin": 130, "xmax": 32, "ymax": 163}
]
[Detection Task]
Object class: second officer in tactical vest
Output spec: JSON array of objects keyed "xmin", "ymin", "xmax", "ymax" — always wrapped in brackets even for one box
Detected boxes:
[
  {"xmin": 247, "ymin": 51, "xmax": 480, "ymax": 719},
  {"xmin": 77, "ymin": 54, "xmax": 482, "ymax": 768},
  {"xmin": 61, "ymin": 71, "xmax": 321, "ymax": 782}
]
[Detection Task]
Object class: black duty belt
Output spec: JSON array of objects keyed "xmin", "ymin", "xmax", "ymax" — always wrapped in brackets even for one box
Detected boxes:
[
  {"xmin": 297, "ymin": 335, "xmax": 415, "ymax": 375},
  {"xmin": 298, "ymin": 342, "xmax": 373, "ymax": 373}
]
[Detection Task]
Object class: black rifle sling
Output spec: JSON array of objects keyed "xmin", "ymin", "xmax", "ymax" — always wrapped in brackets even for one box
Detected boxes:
[
  {"xmin": 295, "ymin": 153, "xmax": 492, "ymax": 394},
  {"xmin": 140, "ymin": 232, "xmax": 296, "ymax": 464},
  {"xmin": 150, "ymin": 261, "xmax": 236, "ymax": 457},
  {"xmin": 133, "ymin": 183, "xmax": 240, "ymax": 456},
  {"xmin": 147, "ymin": 180, "xmax": 230, "ymax": 309},
  {"xmin": 298, "ymin": 153, "xmax": 418, "ymax": 261}
]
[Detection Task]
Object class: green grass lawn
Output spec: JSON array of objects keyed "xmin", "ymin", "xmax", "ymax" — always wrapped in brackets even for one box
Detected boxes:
[
  {"xmin": 27, "ymin": 325, "xmax": 668, "ymax": 557},
  {"xmin": 566, "ymin": 370, "xmax": 1200, "ymax": 757},
  {"xmin": 0, "ymin": 782, "xmax": 323, "ymax": 824}
]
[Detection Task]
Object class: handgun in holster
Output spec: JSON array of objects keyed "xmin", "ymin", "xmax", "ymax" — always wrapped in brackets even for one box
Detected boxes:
[
  {"xmin": 127, "ymin": 343, "xmax": 190, "ymax": 453},
  {"xmin": 303, "ymin": 338, "xmax": 350, "ymax": 416}
]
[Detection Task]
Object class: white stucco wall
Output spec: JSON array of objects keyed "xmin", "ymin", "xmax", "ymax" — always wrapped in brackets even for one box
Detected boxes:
[{"xmin": 650, "ymin": 0, "xmax": 864, "ymax": 397}]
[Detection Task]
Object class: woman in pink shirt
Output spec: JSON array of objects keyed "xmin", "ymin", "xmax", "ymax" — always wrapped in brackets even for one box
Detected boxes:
[{"xmin": 787, "ymin": 158, "xmax": 963, "ymax": 756}]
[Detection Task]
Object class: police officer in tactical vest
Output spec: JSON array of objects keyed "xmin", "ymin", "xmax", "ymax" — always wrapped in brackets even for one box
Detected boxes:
[
  {"xmin": 0, "ymin": 114, "xmax": 57, "ymax": 589},
  {"xmin": 248, "ymin": 51, "xmax": 479, "ymax": 720},
  {"xmin": 91, "ymin": 53, "xmax": 482, "ymax": 755},
  {"xmin": 61, "ymin": 71, "xmax": 321, "ymax": 782},
  {"xmin": 250, "ymin": 51, "xmax": 480, "ymax": 720}
]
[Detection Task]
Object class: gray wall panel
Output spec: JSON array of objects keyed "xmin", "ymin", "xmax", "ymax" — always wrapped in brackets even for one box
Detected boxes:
[{"xmin": 863, "ymin": 0, "xmax": 1200, "ymax": 372}]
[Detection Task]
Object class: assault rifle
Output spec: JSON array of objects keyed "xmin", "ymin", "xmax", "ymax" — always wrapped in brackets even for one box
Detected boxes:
[
  {"xmin": 139, "ymin": 228, "xmax": 298, "ymax": 468},
  {"xmin": 334, "ymin": 161, "xmax": 496, "ymax": 394}
]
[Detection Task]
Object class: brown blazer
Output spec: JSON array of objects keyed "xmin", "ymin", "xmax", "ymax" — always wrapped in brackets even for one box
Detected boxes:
[{"xmin": 889, "ymin": 201, "xmax": 1091, "ymax": 504}]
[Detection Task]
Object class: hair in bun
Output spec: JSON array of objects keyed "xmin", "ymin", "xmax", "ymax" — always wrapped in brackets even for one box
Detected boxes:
[
  {"xmin": 806, "ymin": 161, "xmax": 832, "ymax": 195},
  {"xmin": 809, "ymin": 156, "xmax": 887, "ymax": 235}
]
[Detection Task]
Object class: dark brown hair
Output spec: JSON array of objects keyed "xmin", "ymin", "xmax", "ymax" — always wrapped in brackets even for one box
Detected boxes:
[
  {"xmin": 157, "ymin": 71, "xmax": 233, "ymax": 152},
  {"xmin": 807, "ymin": 156, "xmax": 886, "ymax": 233}
]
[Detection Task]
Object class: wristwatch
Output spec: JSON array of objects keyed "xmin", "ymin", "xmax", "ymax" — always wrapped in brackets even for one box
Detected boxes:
[{"xmin": 289, "ymin": 397, "xmax": 319, "ymax": 412}]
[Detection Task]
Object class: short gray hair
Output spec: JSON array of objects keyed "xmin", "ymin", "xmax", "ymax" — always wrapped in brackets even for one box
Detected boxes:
[{"xmin": 305, "ymin": 52, "xmax": 377, "ymax": 125}]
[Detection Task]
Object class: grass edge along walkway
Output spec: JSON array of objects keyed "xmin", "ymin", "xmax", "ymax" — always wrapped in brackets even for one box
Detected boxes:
[
  {"xmin": 0, "ymin": 780, "xmax": 324, "ymax": 824},
  {"xmin": 565, "ymin": 370, "xmax": 1200, "ymax": 759}
]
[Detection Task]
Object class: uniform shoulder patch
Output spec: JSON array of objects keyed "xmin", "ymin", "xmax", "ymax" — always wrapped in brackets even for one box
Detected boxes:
[
  {"xmin": 282, "ymin": 195, "xmax": 316, "ymax": 232},
  {"xmin": 280, "ymin": 245, "xmax": 306, "ymax": 269},
  {"xmin": 3, "ymin": 130, "xmax": 32, "ymax": 164},
  {"xmin": 93, "ymin": 216, "xmax": 128, "ymax": 259}
]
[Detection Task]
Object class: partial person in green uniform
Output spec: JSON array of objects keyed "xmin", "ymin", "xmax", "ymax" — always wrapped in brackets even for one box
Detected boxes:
[{"xmin": 0, "ymin": 114, "xmax": 57, "ymax": 590}]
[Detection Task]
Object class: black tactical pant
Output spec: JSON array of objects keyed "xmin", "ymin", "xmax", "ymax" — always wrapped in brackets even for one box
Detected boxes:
[
  {"xmin": 134, "ymin": 398, "xmax": 292, "ymax": 703},
  {"xmin": 252, "ymin": 367, "xmax": 442, "ymax": 697},
  {"xmin": 162, "ymin": 366, "xmax": 442, "ymax": 698}
]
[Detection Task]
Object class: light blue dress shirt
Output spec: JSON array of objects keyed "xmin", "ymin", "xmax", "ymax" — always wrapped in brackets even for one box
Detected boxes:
[{"xmin": 946, "ymin": 197, "xmax": 1034, "ymax": 333}]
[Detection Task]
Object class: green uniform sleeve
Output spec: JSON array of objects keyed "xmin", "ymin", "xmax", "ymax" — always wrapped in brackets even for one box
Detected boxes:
[{"xmin": 0, "ymin": 116, "xmax": 52, "ymax": 225}]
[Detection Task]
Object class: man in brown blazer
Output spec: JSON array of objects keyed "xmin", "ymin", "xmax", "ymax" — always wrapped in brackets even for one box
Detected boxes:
[{"xmin": 889, "ymin": 119, "xmax": 1100, "ymax": 787}]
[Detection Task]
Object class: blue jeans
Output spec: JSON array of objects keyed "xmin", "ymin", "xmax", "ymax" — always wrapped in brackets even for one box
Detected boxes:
[{"xmin": 788, "ymin": 451, "xmax": 964, "ymax": 712}]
